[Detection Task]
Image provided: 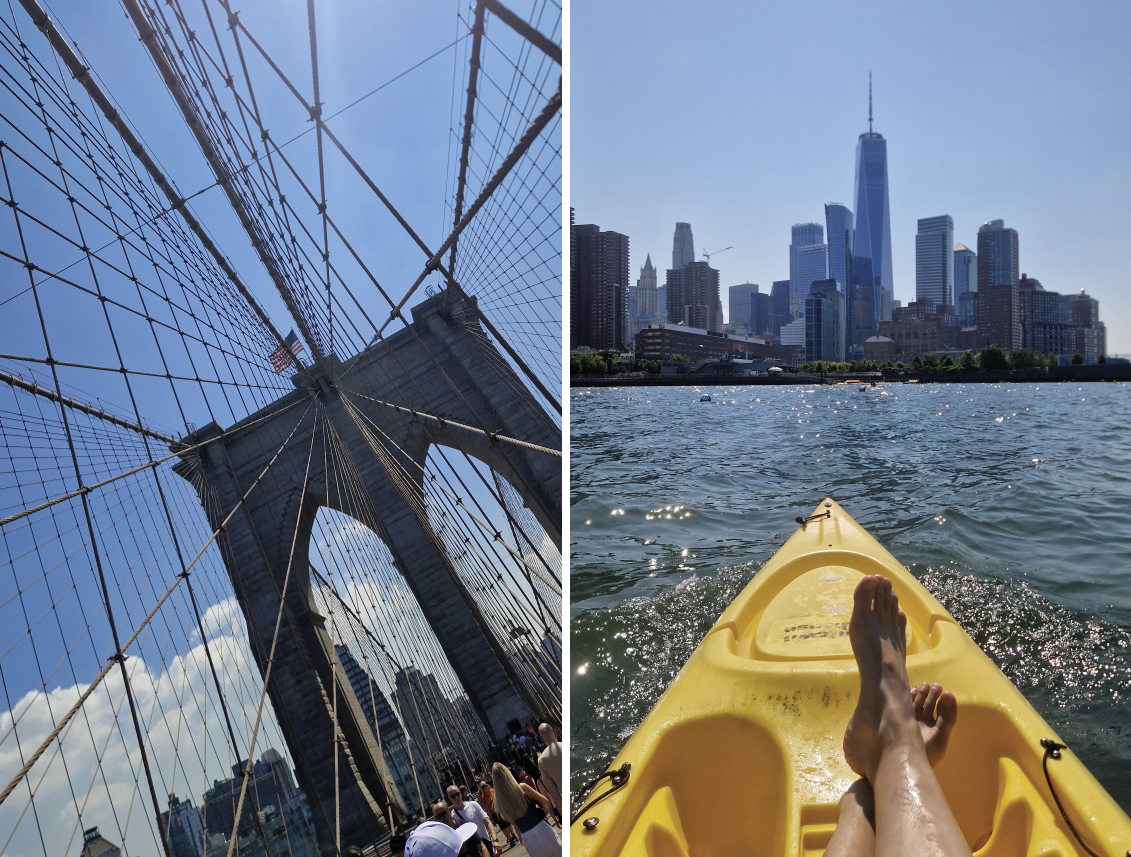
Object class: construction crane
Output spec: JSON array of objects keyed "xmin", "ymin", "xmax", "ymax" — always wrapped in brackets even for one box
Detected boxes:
[{"xmin": 702, "ymin": 245, "xmax": 733, "ymax": 265}]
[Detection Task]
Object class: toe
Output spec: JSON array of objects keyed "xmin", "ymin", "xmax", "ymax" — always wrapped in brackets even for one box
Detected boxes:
[
  {"xmin": 854, "ymin": 576, "xmax": 880, "ymax": 609},
  {"xmin": 923, "ymin": 683, "xmax": 942, "ymax": 718},
  {"xmin": 888, "ymin": 587, "xmax": 901, "ymax": 622},
  {"xmin": 912, "ymin": 683, "xmax": 928, "ymax": 718},
  {"xmin": 937, "ymin": 690, "xmax": 958, "ymax": 729},
  {"xmin": 877, "ymin": 577, "xmax": 892, "ymax": 611}
]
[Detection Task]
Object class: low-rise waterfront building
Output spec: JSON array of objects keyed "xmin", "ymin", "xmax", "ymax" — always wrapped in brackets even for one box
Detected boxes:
[
  {"xmin": 863, "ymin": 336, "xmax": 896, "ymax": 364},
  {"xmin": 634, "ymin": 323, "xmax": 796, "ymax": 364},
  {"xmin": 878, "ymin": 316, "xmax": 978, "ymax": 361}
]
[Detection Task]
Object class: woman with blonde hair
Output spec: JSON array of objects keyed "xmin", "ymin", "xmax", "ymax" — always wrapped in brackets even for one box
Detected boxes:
[{"xmin": 490, "ymin": 763, "xmax": 560, "ymax": 857}]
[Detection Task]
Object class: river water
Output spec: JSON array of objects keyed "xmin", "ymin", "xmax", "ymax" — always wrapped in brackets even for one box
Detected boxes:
[{"xmin": 569, "ymin": 381, "xmax": 1131, "ymax": 813}]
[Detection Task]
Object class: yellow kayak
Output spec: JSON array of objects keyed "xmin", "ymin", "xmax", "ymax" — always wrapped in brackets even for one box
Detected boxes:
[{"xmin": 571, "ymin": 499, "xmax": 1131, "ymax": 856}]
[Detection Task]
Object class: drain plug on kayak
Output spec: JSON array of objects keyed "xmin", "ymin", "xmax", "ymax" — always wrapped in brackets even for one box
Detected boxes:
[{"xmin": 583, "ymin": 817, "xmax": 599, "ymax": 830}]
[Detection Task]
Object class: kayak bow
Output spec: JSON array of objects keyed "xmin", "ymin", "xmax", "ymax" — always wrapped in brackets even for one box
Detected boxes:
[{"xmin": 571, "ymin": 499, "xmax": 1131, "ymax": 856}]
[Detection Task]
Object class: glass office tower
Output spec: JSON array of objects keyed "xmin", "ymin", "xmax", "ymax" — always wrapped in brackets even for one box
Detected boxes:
[
  {"xmin": 853, "ymin": 106, "xmax": 893, "ymax": 323},
  {"xmin": 825, "ymin": 203, "xmax": 854, "ymax": 355},
  {"xmin": 954, "ymin": 243, "xmax": 977, "ymax": 327},
  {"xmin": 790, "ymin": 222, "xmax": 824, "ymax": 318},
  {"xmin": 795, "ymin": 243, "xmax": 829, "ymax": 318},
  {"xmin": 915, "ymin": 215, "xmax": 954, "ymax": 308}
]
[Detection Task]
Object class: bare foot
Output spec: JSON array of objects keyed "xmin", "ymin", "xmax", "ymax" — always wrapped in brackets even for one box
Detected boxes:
[
  {"xmin": 911, "ymin": 682, "xmax": 958, "ymax": 766},
  {"xmin": 842, "ymin": 575, "xmax": 915, "ymax": 782}
]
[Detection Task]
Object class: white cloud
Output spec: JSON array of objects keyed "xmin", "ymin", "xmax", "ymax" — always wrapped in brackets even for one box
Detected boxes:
[
  {"xmin": 190, "ymin": 596, "xmax": 244, "ymax": 643},
  {"xmin": 0, "ymin": 611, "xmax": 290, "ymax": 857}
]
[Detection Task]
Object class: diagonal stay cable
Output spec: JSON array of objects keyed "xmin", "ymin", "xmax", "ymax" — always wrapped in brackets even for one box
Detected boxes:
[
  {"xmin": 0, "ymin": 398, "xmax": 313, "ymax": 810},
  {"xmin": 0, "ymin": 560, "xmax": 186, "ymax": 811},
  {"xmin": 482, "ymin": 0, "xmax": 561, "ymax": 65},
  {"xmin": 339, "ymin": 394, "xmax": 559, "ymax": 597},
  {"xmin": 305, "ymin": 0, "xmax": 332, "ymax": 359},
  {"xmin": 448, "ymin": 0, "xmax": 485, "ymax": 279},
  {"xmin": 119, "ymin": 0, "xmax": 329, "ymax": 369},
  {"xmin": 0, "ymin": 393, "xmax": 306, "ymax": 529},
  {"xmin": 0, "ymin": 368, "xmax": 179, "ymax": 445},
  {"xmin": 0, "ymin": 353, "xmax": 281, "ymax": 391},
  {"xmin": 336, "ymin": 386, "xmax": 559, "ymax": 458},
  {"xmin": 16, "ymin": 0, "xmax": 318, "ymax": 386},
  {"xmin": 363, "ymin": 80, "xmax": 560, "ymax": 340},
  {"xmin": 208, "ymin": 0, "xmax": 560, "ymax": 412}
]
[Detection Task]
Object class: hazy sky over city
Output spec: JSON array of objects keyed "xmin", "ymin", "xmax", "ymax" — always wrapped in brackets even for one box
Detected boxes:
[{"xmin": 571, "ymin": 0, "xmax": 1131, "ymax": 353}]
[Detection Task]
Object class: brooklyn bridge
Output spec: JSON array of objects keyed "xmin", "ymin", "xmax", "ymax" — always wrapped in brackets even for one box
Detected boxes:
[{"xmin": 0, "ymin": 0, "xmax": 561, "ymax": 854}]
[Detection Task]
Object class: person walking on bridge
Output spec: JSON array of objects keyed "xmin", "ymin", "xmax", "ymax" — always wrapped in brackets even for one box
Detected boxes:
[
  {"xmin": 536, "ymin": 724, "xmax": 563, "ymax": 819},
  {"xmin": 491, "ymin": 763, "xmax": 560, "ymax": 857},
  {"xmin": 478, "ymin": 779, "xmax": 522, "ymax": 850},
  {"xmin": 448, "ymin": 785, "xmax": 496, "ymax": 857}
]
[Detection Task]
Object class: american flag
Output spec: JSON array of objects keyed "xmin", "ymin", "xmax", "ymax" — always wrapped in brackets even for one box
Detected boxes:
[{"xmin": 269, "ymin": 329, "xmax": 304, "ymax": 373}]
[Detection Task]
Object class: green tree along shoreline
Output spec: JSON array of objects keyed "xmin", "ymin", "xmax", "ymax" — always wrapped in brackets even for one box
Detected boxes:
[
  {"xmin": 572, "ymin": 346, "xmax": 1108, "ymax": 378},
  {"xmin": 801, "ymin": 346, "xmax": 1102, "ymax": 377},
  {"xmin": 570, "ymin": 351, "xmax": 670, "ymax": 376}
]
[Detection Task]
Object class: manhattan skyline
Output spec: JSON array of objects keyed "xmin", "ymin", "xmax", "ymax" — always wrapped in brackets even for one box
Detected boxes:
[{"xmin": 572, "ymin": 0, "xmax": 1131, "ymax": 353}]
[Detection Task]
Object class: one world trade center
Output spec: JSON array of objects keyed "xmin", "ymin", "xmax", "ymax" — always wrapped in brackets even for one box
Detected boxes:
[{"xmin": 853, "ymin": 76, "xmax": 893, "ymax": 325}]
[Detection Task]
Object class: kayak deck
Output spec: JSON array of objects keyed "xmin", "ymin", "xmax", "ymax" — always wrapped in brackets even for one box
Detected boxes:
[{"xmin": 571, "ymin": 499, "xmax": 1131, "ymax": 856}]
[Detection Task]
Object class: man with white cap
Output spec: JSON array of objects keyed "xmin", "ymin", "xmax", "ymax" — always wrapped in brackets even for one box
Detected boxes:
[{"xmin": 403, "ymin": 817, "xmax": 478, "ymax": 857}]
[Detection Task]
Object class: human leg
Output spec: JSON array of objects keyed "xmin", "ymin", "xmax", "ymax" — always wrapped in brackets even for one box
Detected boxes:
[
  {"xmin": 843, "ymin": 576, "xmax": 972, "ymax": 857},
  {"xmin": 822, "ymin": 778, "xmax": 875, "ymax": 857},
  {"xmin": 827, "ymin": 682, "xmax": 960, "ymax": 853}
]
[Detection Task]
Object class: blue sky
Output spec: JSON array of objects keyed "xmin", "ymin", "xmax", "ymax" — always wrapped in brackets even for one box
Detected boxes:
[
  {"xmin": 571, "ymin": 0, "xmax": 1131, "ymax": 354},
  {"xmin": 16, "ymin": 0, "xmax": 466, "ymax": 379}
]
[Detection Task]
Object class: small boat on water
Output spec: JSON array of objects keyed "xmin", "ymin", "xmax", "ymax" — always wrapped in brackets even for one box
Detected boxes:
[
  {"xmin": 699, "ymin": 394, "xmax": 711, "ymax": 402},
  {"xmin": 571, "ymin": 499, "xmax": 1131, "ymax": 856}
]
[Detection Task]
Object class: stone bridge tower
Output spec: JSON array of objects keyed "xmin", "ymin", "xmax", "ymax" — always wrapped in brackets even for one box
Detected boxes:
[{"xmin": 173, "ymin": 292, "xmax": 561, "ymax": 851}]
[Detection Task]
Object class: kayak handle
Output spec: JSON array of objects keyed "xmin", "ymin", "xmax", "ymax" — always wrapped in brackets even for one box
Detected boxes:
[
  {"xmin": 796, "ymin": 510, "xmax": 831, "ymax": 527},
  {"xmin": 570, "ymin": 763, "xmax": 631, "ymax": 830},
  {"xmin": 1039, "ymin": 738, "xmax": 1118, "ymax": 857}
]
